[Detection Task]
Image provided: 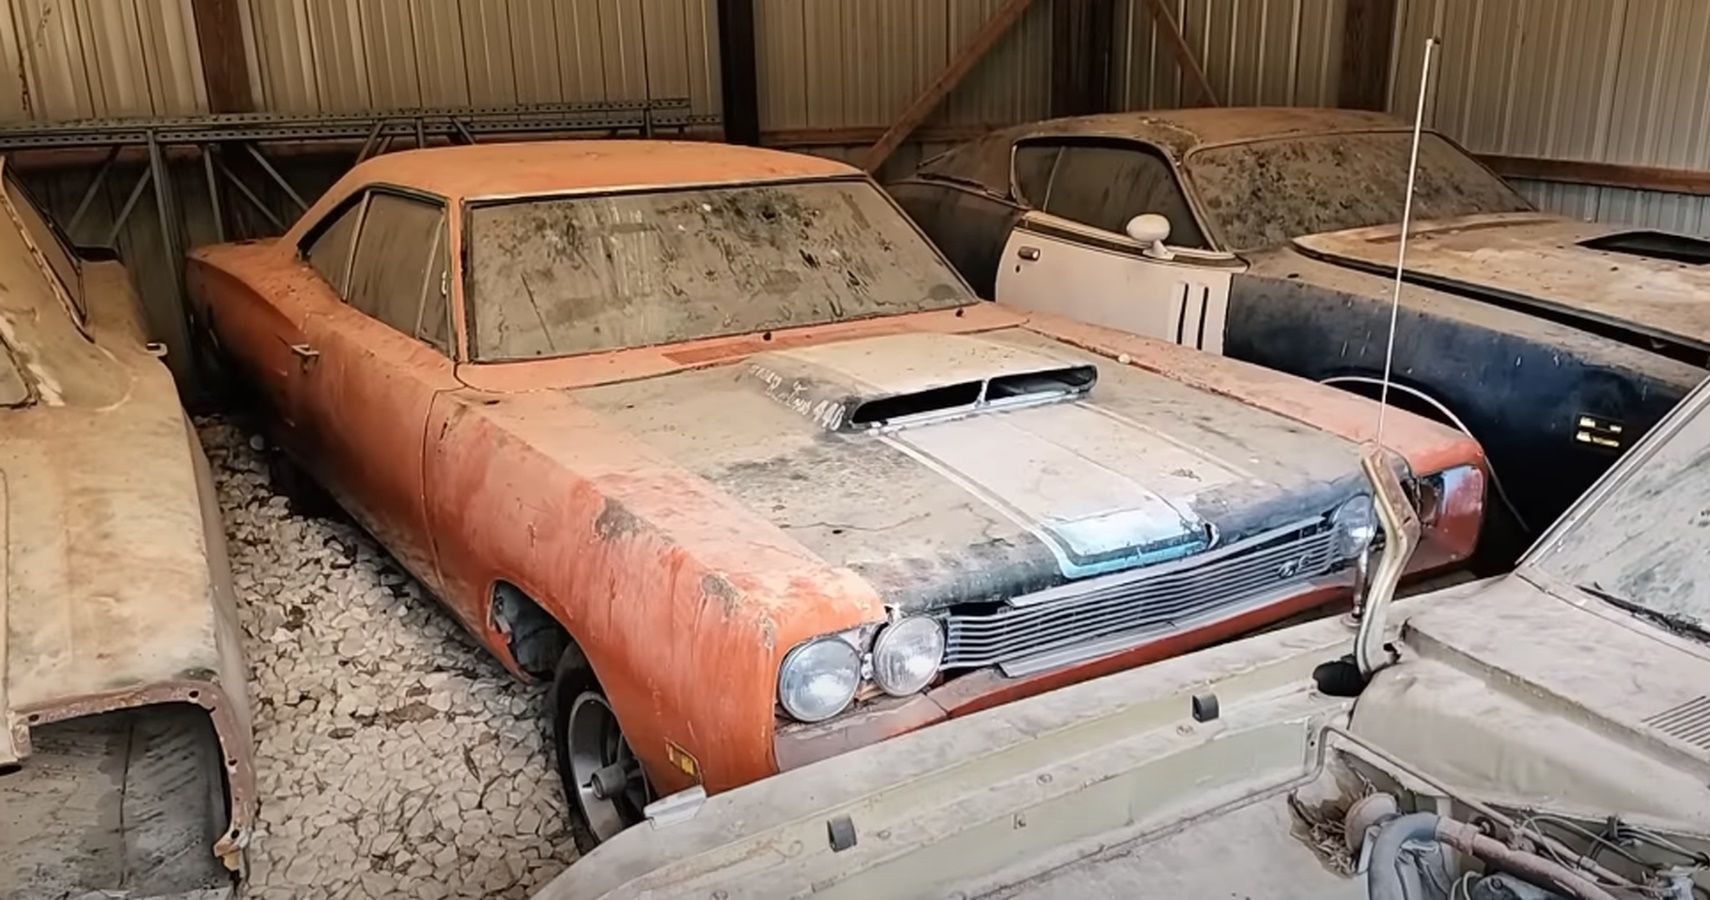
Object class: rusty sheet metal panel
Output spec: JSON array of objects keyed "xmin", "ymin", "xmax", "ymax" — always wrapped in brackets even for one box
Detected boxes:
[
  {"xmin": 240, "ymin": 0, "xmax": 719, "ymax": 115},
  {"xmin": 755, "ymin": 0, "xmax": 1051, "ymax": 130},
  {"xmin": 1112, "ymin": 0, "xmax": 1347, "ymax": 112},
  {"xmin": 0, "ymin": 0, "xmax": 205, "ymax": 121}
]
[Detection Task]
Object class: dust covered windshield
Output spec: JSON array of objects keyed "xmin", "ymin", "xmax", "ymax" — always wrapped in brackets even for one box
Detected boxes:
[
  {"xmin": 1184, "ymin": 132, "xmax": 1531, "ymax": 251},
  {"xmin": 464, "ymin": 178, "xmax": 974, "ymax": 360},
  {"xmin": 1531, "ymin": 390, "xmax": 1710, "ymax": 639}
]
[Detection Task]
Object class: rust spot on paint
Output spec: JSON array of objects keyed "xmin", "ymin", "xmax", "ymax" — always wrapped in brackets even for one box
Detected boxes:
[
  {"xmin": 701, "ymin": 572, "xmax": 742, "ymax": 616},
  {"xmin": 594, "ymin": 497, "xmax": 642, "ymax": 540}
]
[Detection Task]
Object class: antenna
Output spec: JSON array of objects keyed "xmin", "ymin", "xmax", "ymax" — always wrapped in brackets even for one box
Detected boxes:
[{"xmin": 1375, "ymin": 37, "xmax": 1440, "ymax": 444}]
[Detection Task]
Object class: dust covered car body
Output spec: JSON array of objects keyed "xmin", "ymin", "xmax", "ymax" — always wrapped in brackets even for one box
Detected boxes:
[
  {"xmin": 0, "ymin": 163, "xmax": 253, "ymax": 896},
  {"xmin": 890, "ymin": 107, "xmax": 1709, "ymax": 548},
  {"xmin": 187, "ymin": 140, "xmax": 1482, "ymax": 849},
  {"xmin": 546, "ymin": 379, "xmax": 1710, "ymax": 900}
]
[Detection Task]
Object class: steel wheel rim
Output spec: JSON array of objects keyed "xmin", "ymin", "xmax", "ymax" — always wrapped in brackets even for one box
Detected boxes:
[{"xmin": 566, "ymin": 692, "xmax": 645, "ymax": 841}]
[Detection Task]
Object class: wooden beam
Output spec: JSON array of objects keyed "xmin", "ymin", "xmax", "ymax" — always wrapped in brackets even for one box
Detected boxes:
[
  {"xmin": 1480, "ymin": 154, "xmax": 1710, "ymax": 198},
  {"xmin": 715, "ymin": 0, "xmax": 760, "ymax": 145},
  {"xmin": 190, "ymin": 0, "xmax": 254, "ymax": 114},
  {"xmin": 1051, "ymin": 0, "xmax": 1115, "ymax": 118},
  {"xmin": 861, "ymin": 0, "xmax": 1039, "ymax": 173},
  {"xmin": 1339, "ymin": 0, "xmax": 1397, "ymax": 111},
  {"xmin": 1138, "ymin": 0, "xmax": 1218, "ymax": 107}
]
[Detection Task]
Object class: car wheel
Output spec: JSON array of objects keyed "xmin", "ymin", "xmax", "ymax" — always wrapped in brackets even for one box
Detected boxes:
[
  {"xmin": 264, "ymin": 448, "xmax": 333, "ymax": 518},
  {"xmin": 550, "ymin": 646, "xmax": 647, "ymax": 853}
]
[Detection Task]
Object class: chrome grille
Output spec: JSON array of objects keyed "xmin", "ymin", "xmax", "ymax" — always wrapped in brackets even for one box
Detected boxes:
[{"xmin": 942, "ymin": 520, "xmax": 1340, "ymax": 673}]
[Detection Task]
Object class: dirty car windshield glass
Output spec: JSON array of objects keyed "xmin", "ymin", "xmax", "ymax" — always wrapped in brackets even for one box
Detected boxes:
[
  {"xmin": 1532, "ymin": 395, "xmax": 1710, "ymax": 637},
  {"xmin": 465, "ymin": 179, "xmax": 973, "ymax": 360},
  {"xmin": 1185, "ymin": 133, "xmax": 1531, "ymax": 251}
]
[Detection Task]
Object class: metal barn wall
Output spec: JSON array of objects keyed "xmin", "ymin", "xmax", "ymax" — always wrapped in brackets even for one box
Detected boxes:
[
  {"xmin": 0, "ymin": 0, "xmax": 205, "ymax": 120},
  {"xmin": 754, "ymin": 0, "xmax": 1051, "ymax": 132},
  {"xmin": 1394, "ymin": 0, "xmax": 1710, "ymax": 234},
  {"xmin": 1111, "ymin": 0, "xmax": 1347, "ymax": 110},
  {"xmin": 238, "ymin": 0, "xmax": 720, "ymax": 117}
]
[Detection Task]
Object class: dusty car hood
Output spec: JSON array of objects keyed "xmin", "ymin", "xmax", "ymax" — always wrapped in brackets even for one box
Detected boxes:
[
  {"xmin": 572, "ymin": 329, "xmax": 1366, "ymax": 612},
  {"xmin": 1293, "ymin": 211, "xmax": 1710, "ymax": 352}
]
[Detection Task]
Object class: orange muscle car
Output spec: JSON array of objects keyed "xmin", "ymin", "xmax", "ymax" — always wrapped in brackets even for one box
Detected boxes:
[{"xmin": 187, "ymin": 141, "xmax": 1484, "ymax": 850}]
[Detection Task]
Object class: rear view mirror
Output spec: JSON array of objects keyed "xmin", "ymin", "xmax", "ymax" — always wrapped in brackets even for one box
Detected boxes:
[
  {"xmin": 1354, "ymin": 443, "xmax": 1422, "ymax": 677},
  {"xmin": 1125, "ymin": 214, "xmax": 1174, "ymax": 261}
]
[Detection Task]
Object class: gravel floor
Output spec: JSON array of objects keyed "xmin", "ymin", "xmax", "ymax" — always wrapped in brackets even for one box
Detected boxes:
[{"xmin": 200, "ymin": 419, "xmax": 579, "ymax": 900}]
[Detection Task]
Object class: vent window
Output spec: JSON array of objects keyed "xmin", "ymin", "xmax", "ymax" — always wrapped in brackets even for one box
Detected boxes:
[{"xmin": 1580, "ymin": 230, "xmax": 1710, "ymax": 266}]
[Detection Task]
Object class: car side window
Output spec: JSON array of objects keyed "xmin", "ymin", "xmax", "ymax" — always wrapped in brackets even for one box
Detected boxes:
[
  {"xmin": 415, "ymin": 218, "xmax": 451, "ymax": 355},
  {"xmin": 305, "ymin": 198, "xmax": 364, "ymax": 294},
  {"xmin": 1013, "ymin": 140, "xmax": 1207, "ymax": 249},
  {"xmin": 345, "ymin": 192, "xmax": 448, "ymax": 352}
]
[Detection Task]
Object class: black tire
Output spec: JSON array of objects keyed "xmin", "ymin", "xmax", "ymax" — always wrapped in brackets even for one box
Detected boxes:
[
  {"xmin": 264, "ymin": 447, "xmax": 334, "ymax": 518},
  {"xmin": 550, "ymin": 644, "xmax": 645, "ymax": 854}
]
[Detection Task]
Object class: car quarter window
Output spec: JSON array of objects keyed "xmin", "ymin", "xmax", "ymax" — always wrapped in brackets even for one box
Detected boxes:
[
  {"xmin": 416, "ymin": 217, "xmax": 451, "ymax": 354},
  {"xmin": 305, "ymin": 198, "xmax": 363, "ymax": 294},
  {"xmin": 1012, "ymin": 140, "xmax": 1207, "ymax": 249},
  {"xmin": 345, "ymin": 192, "xmax": 449, "ymax": 352}
]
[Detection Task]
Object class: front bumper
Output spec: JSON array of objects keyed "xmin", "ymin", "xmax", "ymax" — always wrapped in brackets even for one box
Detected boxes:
[
  {"xmin": 772, "ymin": 466, "xmax": 1483, "ymax": 774},
  {"xmin": 775, "ymin": 574, "xmax": 1352, "ymax": 771}
]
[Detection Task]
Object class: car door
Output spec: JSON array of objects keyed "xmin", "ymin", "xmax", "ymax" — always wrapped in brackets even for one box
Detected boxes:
[
  {"xmin": 295, "ymin": 188, "xmax": 457, "ymax": 590},
  {"xmin": 994, "ymin": 140, "xmax": 1245, "ymax": 354}
]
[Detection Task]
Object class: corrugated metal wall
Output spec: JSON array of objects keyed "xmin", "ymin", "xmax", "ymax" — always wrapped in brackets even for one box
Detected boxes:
[
  {"xmin": 0, "ymin": 0, "xmax": 205, "ymax": 120},
  {"xmin": 3, "ymin": 0, "xmax": 1710, "ymax": 392},
  {"xmin": 1392, "ymin": 0, "xmax": 1710, "ymax": 233},
  {"xmin": 238, "ymin": 0, "xmax": 720, "ymax": 117},
  {"xmin": 753, "ymin": 0, "xmax": 1051, "ymax": 131},
  {"xmin": 1111, "ymin": 0, "xmax": 1347, "ymax": 111}
]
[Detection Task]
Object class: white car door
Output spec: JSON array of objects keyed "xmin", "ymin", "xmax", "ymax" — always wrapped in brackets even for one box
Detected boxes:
[
  {"xmin": 996, "ymin": 213, "xmax": 1243, "ymax": 353},
  {"xmin": 995, "ymin": 139, "xmax": 1245, "ymax": 354}
]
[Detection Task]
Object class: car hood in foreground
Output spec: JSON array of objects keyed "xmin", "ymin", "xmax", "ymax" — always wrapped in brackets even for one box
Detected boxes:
[
  {"xmin": 1292, "ymin": 211, "xmax": 1710, "ymax": 355},
  {"xmin": 571, "ymin": 328, "xmax": 1367, "ymax": 613}
]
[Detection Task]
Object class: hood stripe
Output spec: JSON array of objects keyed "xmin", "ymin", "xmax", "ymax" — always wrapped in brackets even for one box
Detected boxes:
[{"xmin": 881, "ymin": 404, "xmax": 1212, "ymax": 579}]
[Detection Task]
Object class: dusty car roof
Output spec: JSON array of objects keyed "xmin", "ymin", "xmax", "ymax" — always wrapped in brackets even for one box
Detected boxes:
[
  {"xmin": 915, "ymin": 107, "xmax": 1409, "ymax": 188},
  {"xmin": 336, "ymin": 140, "xmax": 858, "ymax": 200},
  {"xmin": 1064, "ymin": 107, "xmax": 1405, "ymax": 149}
]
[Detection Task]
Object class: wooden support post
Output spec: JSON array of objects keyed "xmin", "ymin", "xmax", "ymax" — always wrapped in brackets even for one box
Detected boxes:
[
  {"xmin": 1339, "ymin": 0, "xmax": 1398, "ymax": 111},
  {"xmin": 1138, "ymin": 0, "xmax": 1218, "ymax": 107},
  {"xmin": 716, "ymin": 0, "xmax": 761, "ymax": 146},
  {"xmin": 190, "ymin": 0, "xmax": 254, "ymax": 114},
  {"xmin": 861, "ymin": 0, "xmax": 1039, "ymax": 173},
  {"xmin": 1052, "ymin": 0, "xmax": 1115, "ymax": 117}
]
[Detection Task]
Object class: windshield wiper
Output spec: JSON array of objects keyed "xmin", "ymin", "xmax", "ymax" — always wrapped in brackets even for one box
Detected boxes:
[{"xmin": 1579, "ymin": 582, "xmax": 1710, "ymax": 644}]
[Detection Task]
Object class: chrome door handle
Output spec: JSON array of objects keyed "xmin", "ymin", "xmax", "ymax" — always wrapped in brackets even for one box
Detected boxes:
[
  {"xmin": 288, "ymin": 343, "xmax": 320, "ymax": 361},
  {"xmin": 1017, "ymin": 246, "xmax": 1041, "ymax": 261}
]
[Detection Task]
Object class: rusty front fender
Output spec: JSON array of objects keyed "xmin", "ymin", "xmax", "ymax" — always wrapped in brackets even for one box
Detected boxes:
[{"xmin": 423, "ymin": 391, "xmax": 885, "ymax": 795}]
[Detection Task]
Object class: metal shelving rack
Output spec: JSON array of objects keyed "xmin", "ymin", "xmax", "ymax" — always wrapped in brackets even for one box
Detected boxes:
[{"xmin": 0, "ymin": 98, "xmax": 716, "ymax": 303}]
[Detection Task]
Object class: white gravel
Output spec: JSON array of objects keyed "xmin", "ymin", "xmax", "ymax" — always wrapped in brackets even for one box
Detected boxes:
[{"xmin": 199, "ymin": 419, "xmax": 579, "ymax": 900}]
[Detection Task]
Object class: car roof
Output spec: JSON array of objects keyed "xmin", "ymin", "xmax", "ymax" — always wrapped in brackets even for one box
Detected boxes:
[
  {"xmin": 916, "ymin": 107, "xmax": 1409, "ymax": 189},
  {"xmin": 335, "ymin": 140, "xmax": 858, "ymax": 201},
  {"xmin": 1051, "ymin": 107, "xmax": 1407, "ymax": 151}
]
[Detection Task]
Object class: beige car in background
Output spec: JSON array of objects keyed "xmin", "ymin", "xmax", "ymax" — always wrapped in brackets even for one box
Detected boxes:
[{"xmin": 0, "ymin": 161, "xmax": 254, "ymax": 898}]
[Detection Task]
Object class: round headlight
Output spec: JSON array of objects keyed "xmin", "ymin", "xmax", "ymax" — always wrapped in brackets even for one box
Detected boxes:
[
  {"xmin": 871, "ymin": 617, "xmax": 945, "ymax": 696},
  {"xmin": 777, "ymin": 637, "xmax": 861, "ymax": 722},
  {"xmin": 1333, "ymin": 494, "xmax": 1377, "ymax": 559}
]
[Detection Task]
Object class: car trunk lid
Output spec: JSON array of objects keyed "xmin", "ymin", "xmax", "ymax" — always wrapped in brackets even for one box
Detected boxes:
[{"xmin": 1293, "ymin": 211, "xmax": 1710, "ymax": 361}]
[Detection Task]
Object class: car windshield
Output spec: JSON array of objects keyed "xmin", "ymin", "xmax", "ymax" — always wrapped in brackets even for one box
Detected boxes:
[
  {"xmin": 464, "ymin": 178, "xmax": 974, "ymax": 361},
  {"xmin": 1184, "ymin": 132, "xmax": 1532, "ymax": 251},
  {"xmin": 1531, "ymin": 387, "xmax": 1710, "ymax": 639}
]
